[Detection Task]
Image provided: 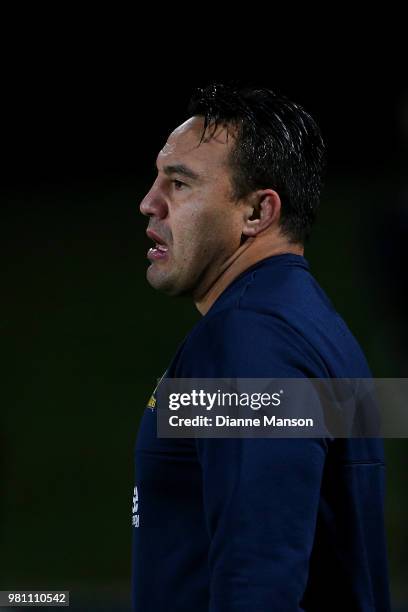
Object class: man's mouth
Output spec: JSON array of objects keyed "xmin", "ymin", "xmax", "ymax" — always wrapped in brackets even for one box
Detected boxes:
[{"xmin": 146, "ymin": 229, "xmax": 170, "ymax": 261}]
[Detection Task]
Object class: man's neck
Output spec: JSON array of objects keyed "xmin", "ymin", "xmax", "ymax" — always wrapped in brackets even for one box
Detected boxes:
[{"xmin": 194, "ymin": 231, "xmax": 304, "ymax": 316}]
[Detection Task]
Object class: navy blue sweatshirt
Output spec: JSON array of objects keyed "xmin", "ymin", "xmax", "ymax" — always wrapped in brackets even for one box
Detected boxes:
[{"xmin": 132, "ymin": 254, "xmax": 391, "ymax": 611}]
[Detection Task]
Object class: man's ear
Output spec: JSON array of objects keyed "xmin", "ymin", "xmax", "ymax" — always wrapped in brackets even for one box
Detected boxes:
[{"xmin": 242, "ymin": 189, "xmax": 282, "ymax": 237}]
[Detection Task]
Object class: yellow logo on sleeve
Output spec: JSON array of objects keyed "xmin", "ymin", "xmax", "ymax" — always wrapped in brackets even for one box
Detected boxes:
[
  {"xmin": 147, "ymin": 370, "xmax": 167, "ymax": 411},
  {"xmin": 147, "ymin": 394, "xmax": 156, "ymax": 409}
]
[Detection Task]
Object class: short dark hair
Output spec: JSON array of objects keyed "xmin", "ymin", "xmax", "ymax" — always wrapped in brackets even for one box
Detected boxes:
[{"xmin": 187, "ymin": 83, "xmax": 326, "ymax": 244}]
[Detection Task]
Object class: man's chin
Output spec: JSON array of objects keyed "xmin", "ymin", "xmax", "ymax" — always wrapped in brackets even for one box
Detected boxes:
[{"xmin": 146, "ymin": 265, "xmax": 189, "ymax": 297}]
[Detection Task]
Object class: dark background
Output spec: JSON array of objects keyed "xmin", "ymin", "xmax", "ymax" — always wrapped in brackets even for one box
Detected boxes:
[{"xmin": 2, "ymin": 47, "xmax": 408, "ymax": 610}]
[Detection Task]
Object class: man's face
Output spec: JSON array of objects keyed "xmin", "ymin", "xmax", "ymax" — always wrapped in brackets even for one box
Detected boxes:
[{"xmin": 140, "ymin": 116, "xmax": 247, "ymax": 297}]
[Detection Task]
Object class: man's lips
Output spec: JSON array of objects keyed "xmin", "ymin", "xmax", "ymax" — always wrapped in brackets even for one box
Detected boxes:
[
  {"xmin": 146, "ymin": 228, "xmax": 169, "ymax": 261},
  {"xmin": 146, "ymin": 229, "xmax": 167, "ymax": 246}
]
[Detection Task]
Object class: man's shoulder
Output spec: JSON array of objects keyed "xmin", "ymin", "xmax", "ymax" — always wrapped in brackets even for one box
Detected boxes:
[
  {"xmin": 169, "ymin": 257, "xmax": 371, "ymax": 378},
  {"xmin": 171, "ymin": 305, "xmax": 326, "ymax": 378},
  {"xmin": 174, "ymin": 297, "xmax": 370, "ymax": 378},
  {"xmin": 187, "ymin": 305, "xmax": 294, "ymax": 348}
]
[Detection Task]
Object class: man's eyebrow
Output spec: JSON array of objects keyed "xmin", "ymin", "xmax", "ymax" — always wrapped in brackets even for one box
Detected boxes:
[{"xmin": 156, "ymin": 163, "xmax": 201, "ymax": 182}]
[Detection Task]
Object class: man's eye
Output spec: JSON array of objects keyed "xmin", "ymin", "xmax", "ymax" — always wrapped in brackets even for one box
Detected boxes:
[{"xmin": 172, "ymin": 179, "xmax": 186, "ymax": 190}]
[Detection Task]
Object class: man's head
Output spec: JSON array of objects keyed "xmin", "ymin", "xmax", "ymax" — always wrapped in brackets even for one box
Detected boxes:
[{"xmin": 140, "ymin": 83, "xmax": 326, "ymax": 298}]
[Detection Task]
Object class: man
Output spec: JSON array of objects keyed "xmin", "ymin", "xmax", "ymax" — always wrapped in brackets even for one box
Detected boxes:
[{"xmin": 132, "ymin": 84, "xmax": 391, "ymax": 611}]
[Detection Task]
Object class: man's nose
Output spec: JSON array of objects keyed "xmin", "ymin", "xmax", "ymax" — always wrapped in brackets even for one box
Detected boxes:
[{"xmin": 139, "ymin": 184, "xmax": 168, "ymax": 219}]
